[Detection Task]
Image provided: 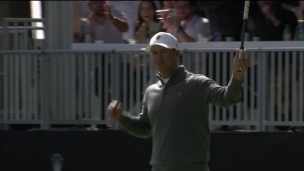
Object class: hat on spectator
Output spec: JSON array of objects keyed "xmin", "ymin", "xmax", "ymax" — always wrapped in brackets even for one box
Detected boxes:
[{"xmin": 145, "ymin": 32, "xmax": 178, "ymax": 52}]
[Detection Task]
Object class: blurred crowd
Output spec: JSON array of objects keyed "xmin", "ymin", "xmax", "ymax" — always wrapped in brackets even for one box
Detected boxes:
[{"xmin": 73, "ymin": 0, "xmax": 304, "ymax": 44}]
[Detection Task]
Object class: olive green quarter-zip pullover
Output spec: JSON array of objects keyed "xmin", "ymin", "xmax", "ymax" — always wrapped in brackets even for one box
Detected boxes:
[{"xmin": 120, "ymin": 65, "xmax": 243, "ymax": 169}]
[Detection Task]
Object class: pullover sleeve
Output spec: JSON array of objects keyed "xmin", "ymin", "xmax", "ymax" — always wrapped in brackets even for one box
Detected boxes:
[
  {"xmin": 119, "ymin": 92, "xmax": 151, "ymax": 138},
  {"xmin": 200, "ymin": 76, "xmax": 243, "ymax": 107}
]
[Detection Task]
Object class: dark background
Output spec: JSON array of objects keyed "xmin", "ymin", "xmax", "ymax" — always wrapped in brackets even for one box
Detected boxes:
[{"xmin": 1, "ymin": 130, "xmax": 304, "ymax": 171}]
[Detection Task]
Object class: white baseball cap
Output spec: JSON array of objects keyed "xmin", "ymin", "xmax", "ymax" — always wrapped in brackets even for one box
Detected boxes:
[{"xmin": 145, "ymin": 32, "xmax": 178, "ymax": 52}]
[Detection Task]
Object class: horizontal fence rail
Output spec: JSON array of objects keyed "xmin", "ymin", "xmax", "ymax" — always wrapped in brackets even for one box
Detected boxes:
[
  {"xmin": 0, "ymin": 48, "xmax": 303, "ymax": 131},
  {"xmin": 0, "ymin": 18, "xmax": 45, "ymax": 50}
]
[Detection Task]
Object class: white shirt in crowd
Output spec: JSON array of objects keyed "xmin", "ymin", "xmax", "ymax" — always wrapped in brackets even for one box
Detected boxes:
[
  {"xmin": 173, "ymin": 14, "xmax": 211, "ymax": 42},
  {"xmin": 81, "ymin": 4, "xmax": 126, "ymax": 43}
]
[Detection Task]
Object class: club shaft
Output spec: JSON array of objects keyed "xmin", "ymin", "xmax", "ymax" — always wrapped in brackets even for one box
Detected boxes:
[
  {"xmin": 240, "ymin": 19, "xmax": 247, "ymax": 50},
  {"xmin": 240, "ymin": 1, "xmax": 250, "ymax": 50},
  {"xmin": 238, "ymin": 1, "xmax": 250, "ymax": 72}
]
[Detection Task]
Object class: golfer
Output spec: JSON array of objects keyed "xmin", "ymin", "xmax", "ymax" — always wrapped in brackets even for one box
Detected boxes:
[{"xmin": 107, "ymin": 32, "xmax": 249, "ymax": 171}]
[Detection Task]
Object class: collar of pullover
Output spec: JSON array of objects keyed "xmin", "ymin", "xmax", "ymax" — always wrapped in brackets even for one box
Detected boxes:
[{"xmin": 156, "ymin": 65, "xmax": 188, "ymax": 88}]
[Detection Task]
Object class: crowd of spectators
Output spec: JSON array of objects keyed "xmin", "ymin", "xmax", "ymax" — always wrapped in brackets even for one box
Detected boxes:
[{"xmin": 73, "ymin": 0, "xmax": 304, "ymax": 44}]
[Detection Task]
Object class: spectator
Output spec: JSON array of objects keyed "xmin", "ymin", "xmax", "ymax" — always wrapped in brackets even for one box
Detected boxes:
[
  {"xmin": 247, "ymin": 1, "xmax": 298, "ymax": 41},
  {"xmin": 108, "ymin": 1, "xmax": 140, "ymax": 42},
  {"xmin": 164, "ymin": 1, "xmax": 211, "ymax": 42},
  {"xmin": 134, "ymin": 0, "xmax": 162, "ymax": 44},
  {"xmin": 196, "ymin": 1, "xmax": 244, "ymax": 41},
  {"xmin": 81, "ymin": 0, "xmax": 129, "ymax": 43},
  {"xmin": 159, "ymin": 1, "xmax": 175, "ymax": 34}
]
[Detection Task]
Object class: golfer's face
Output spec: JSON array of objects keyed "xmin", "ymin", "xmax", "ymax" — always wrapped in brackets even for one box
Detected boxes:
[{"xmin": 150, "ymin": 45, "xmax": 179, "ymax": 74}]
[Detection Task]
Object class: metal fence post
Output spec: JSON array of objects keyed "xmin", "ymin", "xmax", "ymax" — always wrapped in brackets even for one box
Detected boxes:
[
  {"xmin": 39, "ymin": 52, "xmax": 50, "ymax": 129},
  {"xmin": 2, "ymin": 19, "xmax": 9, "ymax": 50},
  {"xmin": 257, "ymin": 50, "xmax": 268, "ymax": 131}
]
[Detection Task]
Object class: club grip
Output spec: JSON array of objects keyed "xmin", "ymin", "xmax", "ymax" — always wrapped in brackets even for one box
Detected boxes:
[
  {"xmin": 237, "ymin": 48, "xmax": 244, "ymax": 72},
  {"xmin": 243, "ymin": 1, "xmax": 250, "ymax": 19}
]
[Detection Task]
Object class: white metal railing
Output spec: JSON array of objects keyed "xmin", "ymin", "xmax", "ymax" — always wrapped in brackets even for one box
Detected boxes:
[
  {"xmin": 0, "ymin": 47, "xmax": 303, "ymax": 131},
  {"xmin": 0, "ymin": 18, "xmax": 45, "ymax": 50},
  {"xmin": 264, "ymin": 51, "xmax": 304, "ymax": 129}
]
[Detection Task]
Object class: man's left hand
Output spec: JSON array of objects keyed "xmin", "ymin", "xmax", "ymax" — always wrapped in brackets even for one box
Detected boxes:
[{"xmin": 232, "ymin": 48, "xmax": 250, "ymax": 80}]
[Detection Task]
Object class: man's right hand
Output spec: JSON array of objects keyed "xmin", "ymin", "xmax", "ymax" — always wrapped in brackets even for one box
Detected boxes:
[
  {"xmin": 165, "ymin": 16, "xmax": 180, "ymax": 30},
  {"xmin": 107, "ymin": 100, "xmax": 123, "ymax": 121}
]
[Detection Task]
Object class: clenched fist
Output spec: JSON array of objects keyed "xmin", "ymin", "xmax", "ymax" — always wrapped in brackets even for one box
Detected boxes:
[{"xmin": 107, "ymin": 100, "xmax": 123, "ymax": 121}]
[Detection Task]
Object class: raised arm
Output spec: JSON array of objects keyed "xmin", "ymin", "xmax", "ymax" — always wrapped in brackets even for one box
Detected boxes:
[
  {"xmin": 104, "ymin": 4, "xmax": 129, "ymax": 33},
  {"xmin": 201, "ymin": 49, "xmax": 249, "ymax": 107}
]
